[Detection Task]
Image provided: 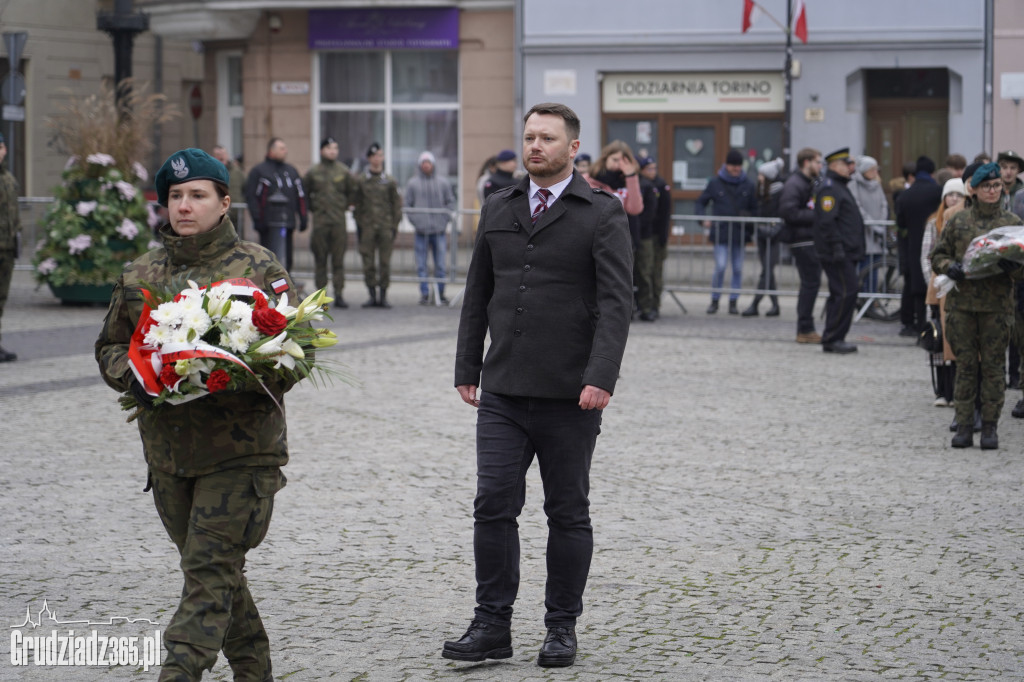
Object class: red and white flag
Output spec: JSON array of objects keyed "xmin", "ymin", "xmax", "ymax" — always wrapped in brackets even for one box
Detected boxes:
[
  {"xmin": 742, "ymin": 0, "xmax": 759, "ymax": 33},
  {"xmin": 793, "ymin": 0, "xmax": 808, "ymax": 43}
]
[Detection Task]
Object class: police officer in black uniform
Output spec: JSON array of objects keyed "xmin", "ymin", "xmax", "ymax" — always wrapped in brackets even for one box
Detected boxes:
[
  {"xmin": 814, "ymin": 147, "xmax": 866, "ymax": 354},
  {"xmin": 483, "ymin": 149, "xmax": 518, "ymax": 199}
]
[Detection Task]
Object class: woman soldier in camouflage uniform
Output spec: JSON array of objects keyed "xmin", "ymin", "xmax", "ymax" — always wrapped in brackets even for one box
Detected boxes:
[
  {"xmin": 96, "ymin": 148, "xmax": 297, "ymax": 681},
  {"xmin": 931, "ymin": 162, "xmax": 1024, "ymax": 450}
]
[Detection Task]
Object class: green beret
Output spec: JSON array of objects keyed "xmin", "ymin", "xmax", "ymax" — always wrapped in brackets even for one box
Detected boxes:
[
  {"xmin": 155, "ymin": 148, "xmax": 230, "ymax": 207},
  {"xmin": 972, "ymin": 162, "xmax": 1001, "ymax": 188}
]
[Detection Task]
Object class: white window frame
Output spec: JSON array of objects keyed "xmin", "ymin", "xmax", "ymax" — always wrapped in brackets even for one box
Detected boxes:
[{"xmin": 216, "ymin": 50, "xmax": 244, "ymax": 159}]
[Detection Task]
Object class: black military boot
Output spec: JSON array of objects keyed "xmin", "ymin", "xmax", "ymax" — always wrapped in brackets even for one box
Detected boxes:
[
  {"xmin": 951, "ymin": 425, "xmax": 973, "ymax": 448},
  {"xmin": 0, "ymin": 345, "xmax": 16, "ymax": 362},
  {"xmin": 766, "ymin": 296, "xmax": 780, "ymax": 316},
  {"xmin": 361, "ymin": 287, "xmax": 378, "ymax": 308},
  {"xmin": 442, "ymin": 620, "xmax": 512, "ymax": 661},
  {"xmin": 1012, "ymin": 396, "xmax": 1024, "ymax": 418},
  {"xmin": 741, "ymin": 296, "xmax": 761, "ymax": 317},
  {"xmin": 728, "ymin": 299, "xmax": 739, "ymax": 315},
  {"xmin": 378, "ymin": 288, "xmax": 392, "ymax": 309},
  {"xmin": 706, "ymin": 299, "xmax": 719, "ymax": 314},
  {"xmin": 980, "ymin": 422, "xmax": 999, "ymax": 450}
]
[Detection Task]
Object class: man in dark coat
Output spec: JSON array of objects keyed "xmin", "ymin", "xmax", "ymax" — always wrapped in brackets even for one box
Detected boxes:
[
  {"xmin": 814, "ymin": 147, "xmax": 866, "ymax": 354},
  {"xmin": 483, "ymin": 149, "xmax": 519, "ymax": 198},
  {"xmin": 695, "ymin": 149, "xmax": 758, "ymax": 314},
  {"xmin": 445, "ymin": 102, "xmax": 633, "ymax": 669},
  {"xmin": 245, "ymin": 137, "xmax": 308, "ymax": 271},
  {"xmin": 895, "ymin": 155, "xmax": 942, "ymax": 335},
  {"xmin": 778, "ymin": 147, "xmax": 823, "ymax": 343}
]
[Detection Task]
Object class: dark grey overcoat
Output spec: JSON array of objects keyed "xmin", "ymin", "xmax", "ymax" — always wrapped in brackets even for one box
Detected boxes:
[{"xmin": 455, "ymin": 172, "xmax": 633, "ymax": 399}]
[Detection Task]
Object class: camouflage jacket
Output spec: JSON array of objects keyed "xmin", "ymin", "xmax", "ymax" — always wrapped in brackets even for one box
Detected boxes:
[
  {"xmin": 0, "ymin": 167, "xmax": 21, "ymax": 250},
  {"xmin": 352, "ymin": 170, "xmax": 402, "ymax": 232},
  {"xmin": 931, "ymin": 199, "xmax": 1024, "ymax": 314},
  {"xmin": 303, "ymin": 159, "xmax": 356, "ymax": 226},
  {"xmin": 95, "ymin": 217, "xmax": 297, "ymax": 476}
]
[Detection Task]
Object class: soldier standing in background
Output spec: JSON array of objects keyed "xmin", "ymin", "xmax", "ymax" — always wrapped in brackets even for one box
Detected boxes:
[
  {"xmin": 96, "ymin": 149, "xmax": 295, "ymax": 680},
  {"xmin": 931, "ymin": 162, "xmax": 1024, "ymax": 450},
  {"xmin": 353, "ymin": 142, "xmax": 402, "ymax": 309},
  {"xmin": 304, "ymin": 137, "xmax": 357, "ymax": 309},
  {"xmin": 0, "ymin": 134, "xmax": 20, "ymax": 363}
]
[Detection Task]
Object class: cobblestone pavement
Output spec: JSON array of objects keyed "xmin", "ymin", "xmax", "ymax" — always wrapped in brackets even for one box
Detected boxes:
[{"xmin": 2, "ymin": 268, "xmax": 1023, "ymax": 681}]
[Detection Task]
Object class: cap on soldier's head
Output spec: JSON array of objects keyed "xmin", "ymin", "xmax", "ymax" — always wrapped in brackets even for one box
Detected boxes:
[
  {"xmin": 997, "ymin": 150, "xmax": 1024, "ymax": 173},
  {"xmin": 575, "ymin": 153, "xmax": 591, "ymax": 164},
  {"xmin": 155, "ymin": 148, "xmax": 230, "ymax": 207},
  {"xmin": 825, "ymin": 147, "xmax": 851, "ymax": 164},
  {"xmin": 972, "ymin": 162, "xmax": 1001, "ymax": 188},
  {"xmin": 638, "ymin": 156, "xmax": 656, "ymax": 169},
  {"xmin": 320, "ymin": 136, "xmax": 337, "ymax": 150},
  {"xmin": 496, "ymin": 149, "xmax": 516, "ymax": 162},
  {"xmin": 366, "ymin": 142, "xmax": 382, "ymax": 158}
]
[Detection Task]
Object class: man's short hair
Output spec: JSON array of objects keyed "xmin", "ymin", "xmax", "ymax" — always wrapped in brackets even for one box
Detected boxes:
[
  {"xmin": 524, "ymin": 102, "xmax": 580, "ymax": 142},
  {"xmin": 796, "ymin": 147, "xmax": 821, "ymax": 168},
  {"xmin": 902, "ymin": 162, "xmax": 916, "ymax": 180},
  {"xmin": 267, "ymin": 137, "xmax": 283, "ymax": 153},
  {"xmin": 944, "ymin": 154, "xmax": 967, "ymax": 171}
]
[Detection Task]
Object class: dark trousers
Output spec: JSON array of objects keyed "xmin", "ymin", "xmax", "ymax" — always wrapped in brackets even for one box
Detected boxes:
[
  {"xmin": 751, "ymin": 235, "xmax": 780, "ymax": 306},
  {"xmin": 473, "ymin": 391, "xmax": 602, "ymax": 628},
  {"xmin": 259, "ymin": 226, "xmax": 295, "ymax": 271},
  {"xmin": 791, "ymin": 244, "xmax": 821, "ymax": 334},
  {"xmin": 820, "ymin": 258, "xmax": 859, "ymax": 345}
]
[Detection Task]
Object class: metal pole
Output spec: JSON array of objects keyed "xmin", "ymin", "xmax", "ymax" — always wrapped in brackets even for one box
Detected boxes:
[
  {"xmin": 983, "ymin": 0, "xmax": 994, "ymax": 153},
  {"xmin": 783, "ymin": 0, "xmax": 793, "ymax": 165}
]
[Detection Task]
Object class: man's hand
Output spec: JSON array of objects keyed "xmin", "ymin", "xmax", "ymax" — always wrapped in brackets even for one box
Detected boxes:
[
  {"xmin": 456, "ymin": 384, "xmax": 480, "ymax": 407},
  {"xmin": 579, "ymin": 385, "xmax": 610, "ymax": 410}
]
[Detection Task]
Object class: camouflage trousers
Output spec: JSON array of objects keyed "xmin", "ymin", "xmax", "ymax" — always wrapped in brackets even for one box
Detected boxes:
[
  {"xmin": 150, "ymin": 466, "xmax": 286, "ymax": 682},
  {"xmin": 311, "ymin": 221, "xmax": 348, "ymax": 296},
  {"xmin": 945, "ymin": 309, "xmax": 1011, "ymax": 425},
  {"xmin": 357, "ymin": 224, "xmax": 395, "ymax": 290},
  {"xmin": 0, "ymin": 248, "xmax": 13, "ymax": 340},
  {"xmin": 1014, "ymin": 309, "xmax": 1024, "ymax": 384},
  {"xmin": 635, "ymin": 238, "xmax": 655, "ymax": 313}
]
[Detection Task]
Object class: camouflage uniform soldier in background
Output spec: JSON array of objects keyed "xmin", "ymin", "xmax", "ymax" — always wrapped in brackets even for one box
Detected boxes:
[
  {"xmin": 304, "ymin": 136, "xmax": 357, "ymax": 309},
  {"xmin": 0, "ymin": 133, "xmax": 20, "ymax": 362},
  {"xmin": 931, "ymin": 162, "xmax": 1024, "ymax": 450},
  {"xmin": 353, "ymin": 142, "xmax": 402, "ymax": 309},
  {"xmin": 96, "ymin": 149, "xmax": 297, "ymax": 681}
]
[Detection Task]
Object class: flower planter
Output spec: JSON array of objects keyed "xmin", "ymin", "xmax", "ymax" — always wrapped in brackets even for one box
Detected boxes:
[{"xmin": 48, "ymin": 282, "xmax": 115, "ymax": 306}]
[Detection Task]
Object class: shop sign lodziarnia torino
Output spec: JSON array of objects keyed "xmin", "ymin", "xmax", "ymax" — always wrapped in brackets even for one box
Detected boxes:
[{"xmin": 603, "ymin": 72, "xmax": 785, "ymax": 113}]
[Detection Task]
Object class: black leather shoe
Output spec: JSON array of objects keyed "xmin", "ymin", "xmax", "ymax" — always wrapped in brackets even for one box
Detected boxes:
[
  {"xmin": 639, "ymin": 310, "xmax": 656, "ymax": 322},
  {"xmin": 361, "ymin": 288, "xmax": 378, "ymax": 308},
  {"xmin": 822, "ymin": 341, "xmax": 858, "ymax": 354},
  {"xmin": 537, "ymin": 626, "xmax": 576, "ymax": 667},
  {"xmin": 378, "ymin": 290, "xmax": 392, "ymax": 309},
  {"xmin": 951, "ymin": 425, "xmax": 973, "ymax": 448},
  {"xmin": 333, "ymin": 297, "xmax": 348, "ymax": 309},
  {"xmin": 442, "ymin": 621, "xmax": 512, "ymax": 662},
  {"xmin": 765, "ymin": 303, "xmax": 780, "ymax": 317},
  {"xmin": 728, "ymin": 300, "xmax": 739, "ymax": 315},
  {"xmin": 741, "ymin": 304, "xmax": 758, "ymax": 317},
  {"xmin": 980, "ymin": 422, "xmax": 999, "ymax": 450},
  {"xmin": 0, "ymin": 346, "xmax": 16, "ymax": 362},
  {"xmin": 706, "ymin": 301, "xmax": 718, "ymax": 314}
]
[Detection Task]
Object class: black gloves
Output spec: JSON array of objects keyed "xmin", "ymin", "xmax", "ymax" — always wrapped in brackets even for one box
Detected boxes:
[
  {"xmin": 998, "ymin": 259, "xmax": 1022, "ymax": 274},
  {"xmin": 129, "ymin": 379, "xmax": 156, "ymax": 407},
  {"xmin": 946, "ymin": 262, "xmax": 966, "ymax": 282}
]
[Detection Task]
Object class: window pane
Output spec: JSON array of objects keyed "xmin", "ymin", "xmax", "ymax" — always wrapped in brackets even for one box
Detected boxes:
[
  {"xmin": 231, "ymin": 117, "xmax": 243, "ymax": 163},
  {"xmin": 320, "ymin": 110, "xmax": 386, "ymax": 170},
  {"xmin": 605, "ymin": 119, "xmax": 658, "ymax": 161},
  {"xmin": 227, "ymin": 55, "xmax": 243, "ymax": 107},
  {"xmin": 393, "ymin": 109, "xmax": 458, "ymax": 190},
  {"xmin": 392, "ymin": 51, "xmax": 458, "ymax": 103},
  {"xmin": 672, "ymin": 126, "xmax": 716, "ymax": 190},
  {"xmin": 730, "ymin": 119, "xmax": 783, "ymax": 174},
  {"xmin": 320, "ymin": 53, "xmax": 385, "ymax": 103}
]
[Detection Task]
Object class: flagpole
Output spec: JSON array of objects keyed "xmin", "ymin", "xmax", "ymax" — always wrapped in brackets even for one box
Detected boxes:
[{"xmin": 783, "ymin": 0, "xmax": 793, "ymax": 165}]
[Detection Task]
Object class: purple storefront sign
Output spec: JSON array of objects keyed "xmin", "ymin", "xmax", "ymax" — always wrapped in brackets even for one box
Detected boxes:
[{"xmin": 308, "ymin": 8, "xmax": 459, "ymax": 50}]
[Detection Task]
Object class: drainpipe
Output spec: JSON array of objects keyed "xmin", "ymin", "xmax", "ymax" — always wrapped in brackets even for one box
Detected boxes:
[{"xmin": 983, "ymin": 0, "xmax": 993, "ymax": 153}]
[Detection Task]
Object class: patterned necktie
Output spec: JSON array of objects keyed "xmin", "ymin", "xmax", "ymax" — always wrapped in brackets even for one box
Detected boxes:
[{"xmin": 531, "ymin": 188, "xmax": 552, "ymax": 224}]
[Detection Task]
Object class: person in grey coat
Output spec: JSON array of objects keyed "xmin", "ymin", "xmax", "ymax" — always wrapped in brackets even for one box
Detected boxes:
[
  {"xmin": 405, "ymin": 151, "xmax": 456, "ymax": 304},
  {"xmin": 848, "ymin": 155, "xmax": 890, "ymax": 297},
  {"xmin": 445, "ymin": 102, "xmax": 633, "ymax": 669}
]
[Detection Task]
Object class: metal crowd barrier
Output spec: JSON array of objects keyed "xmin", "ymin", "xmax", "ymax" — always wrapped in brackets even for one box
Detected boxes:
[{"xmin": 13, "ymin": 198, "xmax": 902, "ymax": 321}]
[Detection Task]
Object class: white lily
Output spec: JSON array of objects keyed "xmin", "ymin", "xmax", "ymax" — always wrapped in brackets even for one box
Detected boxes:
[
  {"xmin": 273, "ymin": 292, "xmax": 298, "ymax": 319},
  {"xmin": 253, "ymin": 331, "xmax": 287, "ymax": 357}
]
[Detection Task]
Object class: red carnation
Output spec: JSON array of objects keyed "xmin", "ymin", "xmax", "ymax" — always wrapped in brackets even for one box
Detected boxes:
[
  {"xmin": 252, "ymin": 291, "xmax": 269, "ymax": 310},
  {"xmin": 159, "ymin": 364, "xmax": 180, "ymax": 388},
  {"xmin": 206, "ymin": 369, "xmax": 231, "ymax": 393},
  {"xmin": 252, "ymin": 307, "xmax": 288, "ymax": 336}
]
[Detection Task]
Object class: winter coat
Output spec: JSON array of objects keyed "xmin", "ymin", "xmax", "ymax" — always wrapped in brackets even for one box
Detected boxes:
[
  {"xmin": 404, "ymin": 170, "xmax": 455, "ymax": 235},
  {"xmin": 848, "ymin": 172, "xmax": 890, "ymax": 256},
  {"xmin": 694, "ymin": 166, "xmax": 758, "ymax": 246},
  {"xmin": 896, "ymin": 172, "xmax": 942, "ymax": 294},
  {"xmin": 778, "ymin": 170, "xmax": 818, "ymax": 244}
]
